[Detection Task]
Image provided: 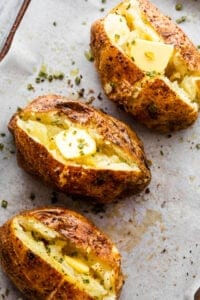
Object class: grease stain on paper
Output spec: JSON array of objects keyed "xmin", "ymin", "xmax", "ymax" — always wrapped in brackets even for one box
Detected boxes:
[{"xmin": 105, "ymin": 208, "xmax": 162, "ymax": 253}]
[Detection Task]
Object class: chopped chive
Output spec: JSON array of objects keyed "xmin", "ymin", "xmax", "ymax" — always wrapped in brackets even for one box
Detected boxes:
[
  {"xmin": 1, "ymin": 200, "xmax": 8, "ymax": 208},
  {"xmin": 176, "ymin": 16, "xmax": 186, "ymax": 23},
  {"xmin": 48, "ymin": 75, "xmax": 53, "ymax": 82},
  {"xmin": 196, "ymin": 144, "xmax": 200, "ymax": 150},
  {"xmin": 84, "ymin": 50, "xmax": 94, "ymax": 62},
  {"xmin": 82, "ymin": 278, "xmax": 90, "ymax": 284},
  {"xmin": 175, "ymin": 3, "xmax": 183, "ymax": 11},
  {"xmin": 75, "ymin": 76, "xmax": 81, "ymax": 85},
  {"xmin": 114, "ymin": 34, "xmax": 120, "ymax": 41},
  {"xmin": 27, "ymin": 83, "xmax": 34, "ymax": 91}
]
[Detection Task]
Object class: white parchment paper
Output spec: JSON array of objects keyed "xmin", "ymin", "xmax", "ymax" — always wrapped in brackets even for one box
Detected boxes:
[{"xmin": 0, "ymin": 1, "xmax": 200, "ymax": 299}]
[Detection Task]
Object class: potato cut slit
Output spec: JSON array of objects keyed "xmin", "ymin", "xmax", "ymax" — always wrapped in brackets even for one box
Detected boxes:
[
  {"xmin": 14, "ymin": 216, "xmax": 117, "ymax": 300},
  {"xmin": 17, "ymin": 114, "xmax": 139, "ymax": 172},
  {"xmin": 104, "ymin": 0, "xmax": 200, "ymax": 105}
]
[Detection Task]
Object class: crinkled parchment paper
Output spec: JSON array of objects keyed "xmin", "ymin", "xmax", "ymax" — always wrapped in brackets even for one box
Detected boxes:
[{"xmin": 0, "ymin": 0, "xmax": 200, "ymax": 299}]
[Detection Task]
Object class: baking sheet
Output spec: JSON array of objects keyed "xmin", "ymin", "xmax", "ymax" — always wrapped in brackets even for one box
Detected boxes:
[{"xmin": 0, "ymin": 0, "xmax": 200, "ymax": 299}]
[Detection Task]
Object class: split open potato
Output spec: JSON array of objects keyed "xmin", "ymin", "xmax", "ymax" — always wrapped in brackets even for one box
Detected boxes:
[
  {"xmin": 91, "ymin": 0, "xmax": 200, "ymax": 132},
  {"xmin": 9, "ymin": 94, "xmax": 150, "ymax": 202},
  {"xmin": 0, "ymin": 207, "xmax": 124, "ymax": 299}
]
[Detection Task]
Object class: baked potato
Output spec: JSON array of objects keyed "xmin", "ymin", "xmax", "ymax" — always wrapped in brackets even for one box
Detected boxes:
[
  {"xmin": 8, "ymin": 94, "xmax": 150, "ymax": 203},
  {"xmin": 0, "ymin": 207, "xmax": 124, "ymax": 299},
  {"xmin": 91, "ymin": 0, "xmax": 200, "ymax": 132}
]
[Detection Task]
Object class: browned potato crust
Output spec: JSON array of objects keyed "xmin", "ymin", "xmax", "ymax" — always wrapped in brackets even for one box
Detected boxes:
[
  {"xmin": 0, "ymin": 207, "xmax": 124, "ymax": 299},
  {"xmin": 9, "ymin": 94, "xmax": 150, "ymax": 203},
  {"xmin": 91, "ymin": 0, "xmax": 200, "ymax": 132}
]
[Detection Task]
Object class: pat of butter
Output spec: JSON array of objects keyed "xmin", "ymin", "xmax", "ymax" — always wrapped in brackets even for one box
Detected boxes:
[
  {"xmin": 130, "ymin": 39, "xmax": 174, "ymax": 73},
  {"xmin": 55, "ymin": 128, "xmax": 96, "ymax": 159},
  {"xmin": 64, "ymin": 255, "xmax": 89, "ymax": 274}
]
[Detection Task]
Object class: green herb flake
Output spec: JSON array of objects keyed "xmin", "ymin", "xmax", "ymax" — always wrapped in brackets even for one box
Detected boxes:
[
  {"xmin": 82, "ymin": 278, "xmax": 90, "ymax": 284},
  {"xmin": 196, "ymin": 143, "xmax": 200, "ymax": 150},
  {"xmin": 101, "ymin": 0, "xmax": 106, "ymax": 3},
  {"xmin": 45, "ymin": 245, "xmax": 51, "ymax": 255},
  {"xmin": 35, "ymin": 77, "xmax": 41, "ymax": 84},
  {"xmin": 79, "ymin": 150, "xmax": 85, "ymax": 156},
  {"xmin": 0, "ymin": 133, "xmax": 6, "ymax": 137},
  {"xmin": 126, "ymin": 3, "xmax": 131, "ymax": 9},
  {"xmin": 110, "ymin": 82, "xmax": 116, "ymax": 88},
  {"xmin": 114, "ymin": 34, "xmax": 120, "ymax": 41},
  {"xmin": 39, "ymin": 71, "xmax": 47, "ymax": 78},
  {"xmin": 145, "ymin": 70, "xmax": 158, "ymax": 78},
  {"xmin": 17, "ymin": 107, "xmax": 22, "ymax": 113},
  {"xmin": 176, "ymin": 16, "xmax": 186, "ymax": 24},
  {"xmin": 48, "ymin": 75, "xmax": 53, "ymax": 82},
  {"xmin": 175, "ymin": 3, "xmax": 183, "ymax": 11},
  {"xmin": 31, "ymin": 231, "xmax": 40, "ymax": 242},
  {"xmin": 53, "ymin": 72, "xmax": 64, "ymax": 80},
  {"xmin": 59, "ymin": 257, "xmax": 64, "ymax": 263},
  {"xmin": 27, "ymin": 83, "xmax": 34, "ymax": 91},
  {"xmin": 38, "ymin": 65, "xmax": 48, "ymax": 78},
  {"xmin": 197, "ymin": 45, "xmax": 200, "ymax": 49},
  {"xmin": 100, "ymin": 8, "xmax": 105, "ymax": 12},
  {"xmin": 160, "ymin": 150, "xmax": 164, "ymax": 156},
  {"xmin": 1, "ymin": 200, "xmax": 8, "ymax": 209},
  {"xmin": 70, "ymin": 68, "xmax": 79, "ymax": 76},
  {"xmin": 147, "ymin": 102, "xmax": 158, "ymax": 119},
  {"xmin": 53, "ymin": 21, "xmax": 57, "ymax": 26},
  {"xmin": 75, "ymin": 76, "xmax": 81, "ymax": 85},
  {"xmin": 84, "ymin": 50, "xmax": 94, "ymax": 62},
  {"xmin": 0, "ymin": 143, "xmax": 4, "ymax": 151}
]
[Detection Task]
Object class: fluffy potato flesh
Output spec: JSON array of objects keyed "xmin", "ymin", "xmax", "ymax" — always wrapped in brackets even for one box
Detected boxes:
[
  {"xmin": 13, "ymin": 216, "xmax": 117, "ymax": 300},
  {"xmin": 17, "ymin": 112, "xmax": 139, "ymax": 171},
  {"xmin": 104, "ymin": 0, "xmax": 200, "ymax": 106}
]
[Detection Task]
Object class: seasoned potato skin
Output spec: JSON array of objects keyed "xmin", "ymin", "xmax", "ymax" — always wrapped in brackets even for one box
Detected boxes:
[
  {"xmin": 136, "ymin": 0, "xmax": 200, "ymax": 71},
  {"xmin": 9, "ymin": 94, "xmax": 151, "ymax": 203},
  {"xmin": 126, "ymin": 78, "xmax": 198, "ymax": 132},
  {"xmin": 0, "ymin": 207, "xmax": 124, "ymax": 299},
  {"xmin": 90, "ymin": 0, "xmax": 200, "ymax": 132}
]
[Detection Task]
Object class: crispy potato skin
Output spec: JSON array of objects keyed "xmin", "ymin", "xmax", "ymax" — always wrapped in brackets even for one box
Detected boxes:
[
  {"xmin": 90, "ymin": 0, "xmax": 200, "ymax": 132},
  {"xmin": 9, "ymin": 95, "xmax": 151, "ymax": 203},
  {"xmin": 0, "ymin": 207, "xmax": 124, "ymax": 300},
  {"xmin": 137, "ymin": 0, "xmax": 200, "ymax": 72},
  {"xmin": 126, "ymin": 78, "xmax": 198, "ymax": 132}
]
